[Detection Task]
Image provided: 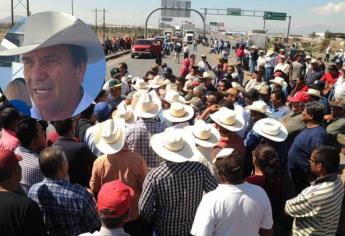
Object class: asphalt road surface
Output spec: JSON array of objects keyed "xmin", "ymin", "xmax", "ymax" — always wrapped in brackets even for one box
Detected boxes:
[{"xmin": 106, "ymin": 43, "xmax": 237, "ymax": 81}]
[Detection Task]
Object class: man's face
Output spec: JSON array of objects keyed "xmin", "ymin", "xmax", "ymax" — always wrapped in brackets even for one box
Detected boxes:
[
  {"xmin": 34, "ymin": 123, "xmax": 46, "ymax": 151},
  {"xmin": 309, "ymin": 153, "xmax": 322, "ymax": 176},
  {"xmin": 270, "ymin": 94, "xmax": 280, "ymax": 109},
  {"xmin": 118, "ymin": 64, "xmax": 126, "ymax": 75},
  {"xmin": 110, "ymin": 87, "xmax": 122, "ymax": 99},
  {"xmin": 330, "ymin": 106, "xmax": 343, "ymax": 118},
  {"xmin": 250, "ymin": 110, "xmax": 265, "ymax": 123},
  {"xmin": 22, "ymin": 45, "xmax": 86, "ymax": 117},
  {"xmin": 302, "ymin": 108, "xmax": 313, "ymax": 122},
  {"xmin": 218, "ymin": 82, "xmax": 225, "ymax": 92}
]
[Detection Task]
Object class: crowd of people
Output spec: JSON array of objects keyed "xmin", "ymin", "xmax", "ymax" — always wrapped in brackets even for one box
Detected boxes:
[
  {"xmin": 0, "ymin": 41, "xmax": 345, "ymax": 236},
  {"xmin": 104, "ymin": 36, "xmax": 135, "ymax": 55}
]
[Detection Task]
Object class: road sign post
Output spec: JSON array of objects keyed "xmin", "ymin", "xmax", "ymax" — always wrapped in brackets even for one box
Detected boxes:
[
  {"xmin": 227, "ymin": 8, "xmax": 241, "ymax": 16},
  {"xmin": 264, "ymin": 11, "xmax": 287, "ymax": 21}
]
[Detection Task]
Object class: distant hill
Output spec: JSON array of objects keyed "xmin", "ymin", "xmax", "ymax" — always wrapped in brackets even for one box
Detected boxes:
[{"xmin": 0, "ymin": 15, "xmax": 25, "ymax": 24}]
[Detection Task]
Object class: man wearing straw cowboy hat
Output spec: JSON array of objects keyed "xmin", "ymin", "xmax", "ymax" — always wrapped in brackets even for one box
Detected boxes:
[
  {"xmin": 139, "ymin": 126, "xmax": 217, "ymax": 236},
  {"xmin": 0, "ymin": 11, "xmax": 104, "ymax": 121},
  {"xmin": 125, "ymin": 91, "xmax": 166, "ymax": 169}
]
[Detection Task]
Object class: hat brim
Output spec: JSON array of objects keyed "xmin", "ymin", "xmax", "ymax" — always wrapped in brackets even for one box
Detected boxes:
[
  {"xmin": 253, "ymin": 119, "xmax": 288, "ymax": 142},
  {"xmin": 148, "ymin": 83, "xmax": 165, "ymax": 89},
  {"xmin": 0, "ymin": 19, "xmax": 104, "ymax": 64},
  {"xmin": 94, "ymin": 120, "xmax": 126, "ymax": 154},
  {"xmin": 307, "ymin": 92, "xmax": 321, "ymax": 98},
  {"xmin": 269, "ymin": 80, "xmax": 287, "ymax": 87},
  {"xmin": 246, "ymin": 105, "xmax": 272, "ymax": 116},
  {"xmin": 210, "ymin": 113, "xmax": 244, "ymax": 132},
  {"xmin": 134, "ymin": 104, "xmax": 161, "ymax": 118},
  {"xmin": 150, "ymin": 133, "xmax": 198, "ymax": 163},
  {"xmin": 112, "ymin": 110, "xmax": 137, "ymax": 124},
  {"xmin": 185, "ymin": 125, "xmax": 220, "ymax": 147},
  {"xmin": 162, "ymin": 105, "xmax": 194, "ymax": 123},
  {"xmin": 133, "ymin": 86, "xmax": 150, "ymax": 93}
]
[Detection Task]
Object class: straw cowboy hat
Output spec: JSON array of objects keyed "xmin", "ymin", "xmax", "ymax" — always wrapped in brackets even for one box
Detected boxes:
[
  {"xmin": 94, "ymin": 119, "xmax": 126, "ymax": 154},
  {"xmin": 148, "ymin": 75, "xmax": 165, "ymax": 89},
  {"xmin": 246, "ymin": 100, "xmax": 272, "ymax": 116},
  {"xmin": 112, "ymin": 101, "xmax": 136, "ymax": 124},
  {"xmin": 202, "ymin": 71, "xmax": 216, "ymax": 81},
  {"xmin": 0, "ymin": 11, "xmax": 104, "ymax": 63},
  {"xmin": 213, "ymin": 148, "xmax": 235, "ymax": 163},
  {"xmin": 150, "ymin": 127, "xmax": 199, "ymax": 163},
  {"xmin": 253, "ymin": 118, "xmax": 288, "ymax": 142},
  {"xmin": 210, "ymin": 107, "xmax": 244, "ymax": 132},
  {"xmin": 162, "ymin": 102, "xmax": 194, "ymax": 123},
  {"xmin": 270, "ymin": 77, "xmax": 287, "ymax": 87},
  {"xmin": 132, "ymin": 79, "xmax": 150, "ymax": 92},
  {"xmin": 266, "ymin": 49, "xmax": 275, "ymax": 56},
  {"xmin": 133, "ymin": 91, "xmax": 161, "ymax": 118},
  {"xmin": 185, "ymin": 119, "xmax": 220, "ymax": 148},
  {"xmin": 165, "ymin": 83, "xmax": 178, "ymax": 91},
  {"xmin": 231, "ymin": 82, "xmax": 245, "ymax": 94},
  {"xmin": 307, "ymin": 88, "xmax": 321, "ymax": 98},
  {"xmin": 164, "ymin": 90, "xmax": 186, "ymax": 104}
]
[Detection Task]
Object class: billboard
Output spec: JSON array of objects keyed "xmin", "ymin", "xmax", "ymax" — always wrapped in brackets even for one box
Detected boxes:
[{"xmin": 161, "ymin": 0, "xmax": 191, "ymax": 18}]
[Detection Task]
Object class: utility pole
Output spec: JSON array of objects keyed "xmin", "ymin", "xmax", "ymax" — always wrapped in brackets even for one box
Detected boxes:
[
  {"xmin": 71, "ymin": 0, "xmax": 74, "ymax": 15},
  {"xmin": 11, "ymin": 0, "xmax": 30, "ymax": 26},
  {"xmin": 92, "ymin": 8, "xmax": 108, "ymax": 43},
  {"xmin": 286, "ymin": 16, "xmax": 292, "ymax": 43},
  {"xmin": 11, "ymin": 0, "xmax": 14, "ymax": 26},
  {"xmin": 26, "ymin": 0, "xmax": 29, "ymax": 16}
]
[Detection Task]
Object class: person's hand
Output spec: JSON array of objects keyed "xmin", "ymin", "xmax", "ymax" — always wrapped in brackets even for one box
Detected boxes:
[
  {"xmin": 207, "ymin": 104, "xmax": 219, "ymax": 113},
  {"xmin": 324, "ymin": 114, "xmax": 333, "ymax": 121}
]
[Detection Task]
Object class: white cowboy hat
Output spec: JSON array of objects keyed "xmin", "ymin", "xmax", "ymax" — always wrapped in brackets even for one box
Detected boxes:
[
  {"xmin": 231, "ymin": 82, "xmax": 245, "ymax": 94},
  {"xmin": 134, "ymin": 91, "xmax": 161, "ymax": 118},
  {"xmin": 246, "ymin": 100, "xmax": 272, "ymax": 116},
  {"xmin": 150, "ymin": 127, "xmax": 198, "ymax": 163},
  {"xmin": 0, "ymin": 12, "xmax": 104, "ymax": 63},
  {"xmin": 266, "ymin": 49, "xmax": 275, "ymax": 56},
  {"xmin": 165, "ymin": 83, "xmax": 178, "ymax": 91},
  {"xmin": 210, "ymin": 107, "xmax": 244, "ymax": 132},
  {"xmin": 132, "ymin": 79, "xmax": 150, "ymax": 92},
  {"xmin": 112, "ymin": 101, "xmax": 136, "ymax": 124},
  {"xmin": 94, "ymin": 119, "xmax": 126, "ymax": 154},
  {"xmin": 253, "ymin": 118, "xmax": 288, "ymax": 142},
  {"xmin": 307, "ymin": 88, "xmax": 321, "ymax": 98},
  {"xmin": 183, "ymin": 80, "xmax": 193, "ymax": 92},
  {"xmin": 185, "ymin": 119, "xmax": 220, "ymax": 147},
  {"xmin": 213, "ymin": 148, "xmax": 235, "ymax": 163},
  {"xmin": 148, "ymin": 75, "xmax": 165, "ymax": 89},
  {"xmin": 202, "ymin": 71, "xmax": 215, "ymax": 80},
  {"xmin": 162, "ymin": 102, "xmax": 194, "ymax": 123},
  {"xmin": 269, "ymin": 77, "xmax": 287, "ymax": 87},
  {"xmin": 164, "ymin": 90, "xmax": 186, "ymax": 104}
]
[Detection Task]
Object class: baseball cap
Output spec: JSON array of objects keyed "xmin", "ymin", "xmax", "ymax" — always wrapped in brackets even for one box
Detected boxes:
[
  {"xmin": 94, "ymin": 102, "xmax": 112, "ymax": 121},
  {"xmin": 108, "ymin": 79, "xmax": 122, "ymax": 88},
  {"xmin": 110, "ymin": 68, "xmax": 120, "ymax": 78},
  {"xmin": 288, "ymin": 91, "xmax": 309, "ymax": 103},
  {"xmin": 97, "ymin": 180, "xmax": 134, "ymax": 218},
  {"xmin": 0, "ymin": 149, "xmax": 22, "ymax": 171}
]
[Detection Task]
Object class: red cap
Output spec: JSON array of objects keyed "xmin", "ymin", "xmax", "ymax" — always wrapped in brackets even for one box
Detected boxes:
[
  {"xmin": 0, "ymin": 149, "xmax": 22, "ymax": 171},
  {"xmin": 97, "ymin": 180, "xmax": 134, "ymax": 218},
  {"xmin": 288, "ymin": 91, "xmax": 309, "ymax": 103}
]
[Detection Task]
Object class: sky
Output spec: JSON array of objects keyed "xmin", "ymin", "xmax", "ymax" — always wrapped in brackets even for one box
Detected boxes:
[{"xmin": 1, "ymin": 0, "xmax": 345, "ymax": 34}]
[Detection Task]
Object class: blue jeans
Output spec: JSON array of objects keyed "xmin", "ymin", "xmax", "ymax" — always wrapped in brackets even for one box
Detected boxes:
[{"xmin": 265, "ymin": 67, "xmax": 274, "ymax": 82}]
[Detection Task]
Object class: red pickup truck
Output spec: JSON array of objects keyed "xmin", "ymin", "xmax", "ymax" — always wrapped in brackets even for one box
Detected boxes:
[{"xmin": 131, "ymin": 39, "xmax": 162, "ymax": 58}]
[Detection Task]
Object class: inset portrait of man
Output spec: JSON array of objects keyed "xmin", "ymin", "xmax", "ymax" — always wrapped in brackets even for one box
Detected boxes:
[{"xmin": 0, "ymin": 11, "xmax": 105, "ymax": 121}]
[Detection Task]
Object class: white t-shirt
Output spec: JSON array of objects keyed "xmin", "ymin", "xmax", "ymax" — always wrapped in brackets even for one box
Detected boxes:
[
  {"xmin": 191, "ymin": 183, "xmax": 273, "ymax": 236},
  {"xmin": 335, "ymin": 76, "xmax": 345, "ymax": 99}
]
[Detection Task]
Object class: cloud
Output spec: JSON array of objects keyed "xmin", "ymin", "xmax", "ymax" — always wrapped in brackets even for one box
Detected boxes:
[{"xmin": 311, "ymin": 1, "xmax": 345, "ymax": 15}]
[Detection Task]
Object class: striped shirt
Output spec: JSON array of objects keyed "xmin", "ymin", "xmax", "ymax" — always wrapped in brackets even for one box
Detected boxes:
[
  {"xmin": 139, "ymin": 161, "xmax": 218, "ymax": 236},
  {"xmin": 285, "ymin": 174, "xmax": 344, "ymax": 236},
  {"xmin": 15, "ymin": 145, "xmax": 44, "ymax": 193}
]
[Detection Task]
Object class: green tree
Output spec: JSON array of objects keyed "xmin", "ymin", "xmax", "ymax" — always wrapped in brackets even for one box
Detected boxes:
[{"xmin": 325, "ymin": 30, "xmax": 332, "ymax": 39}]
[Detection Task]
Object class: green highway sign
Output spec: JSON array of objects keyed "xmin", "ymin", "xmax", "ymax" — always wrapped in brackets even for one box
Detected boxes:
[
  {"xmin": 227, "ymin": 8, "xmax": 241, "ymax": 16},
  {"xmin": 209, "ymin": 22, "xmax": 218, "ymax": 26},
  {"xmin": 264, "ymin": 11, "xmax": 287, "ymax": 20}
]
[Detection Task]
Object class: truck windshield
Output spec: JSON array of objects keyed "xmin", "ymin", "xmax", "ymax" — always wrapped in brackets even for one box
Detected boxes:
[{"xmin": 134, "ymin": 40, "xmax": 152, "ymax": 45}]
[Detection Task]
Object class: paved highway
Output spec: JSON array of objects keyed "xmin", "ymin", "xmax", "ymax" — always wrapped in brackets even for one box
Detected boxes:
[{"xmin": 105, "ymin": 43, "xmax": 237, "ymax": 81}]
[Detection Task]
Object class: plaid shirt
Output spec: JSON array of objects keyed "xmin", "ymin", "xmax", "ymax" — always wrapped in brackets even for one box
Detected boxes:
[
  {"xmin": 139, "ymin": 161, "xmax": 218, "ymax": 236},
  {"xmin": 125, "ymin": 118, "xmax": 166, "ymax": 168},
  {"xmin": 28, "ymin": 178, "xmax": 101, "ymax": 236},
  {"xmin": 15, "ymin": 145, "xmax": 44, "ymax": 193}
]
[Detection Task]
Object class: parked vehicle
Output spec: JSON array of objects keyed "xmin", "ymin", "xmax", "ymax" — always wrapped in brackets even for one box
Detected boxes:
[{"xmin": 131, "ymin": 39, "xmax": 162, "ymax": 58}]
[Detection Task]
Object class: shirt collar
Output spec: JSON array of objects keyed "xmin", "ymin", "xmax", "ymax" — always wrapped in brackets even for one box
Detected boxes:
[
  {"xmin": 99, "ymin": 227, "xmax": 128, "ymax": 235},
  {"xmin": 312, "ymin": 173, "xmax": 338, "ymax": 185},
  {"xmin": 30, "ymin": 88, "xmax": 93, "ymax": 120}
]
